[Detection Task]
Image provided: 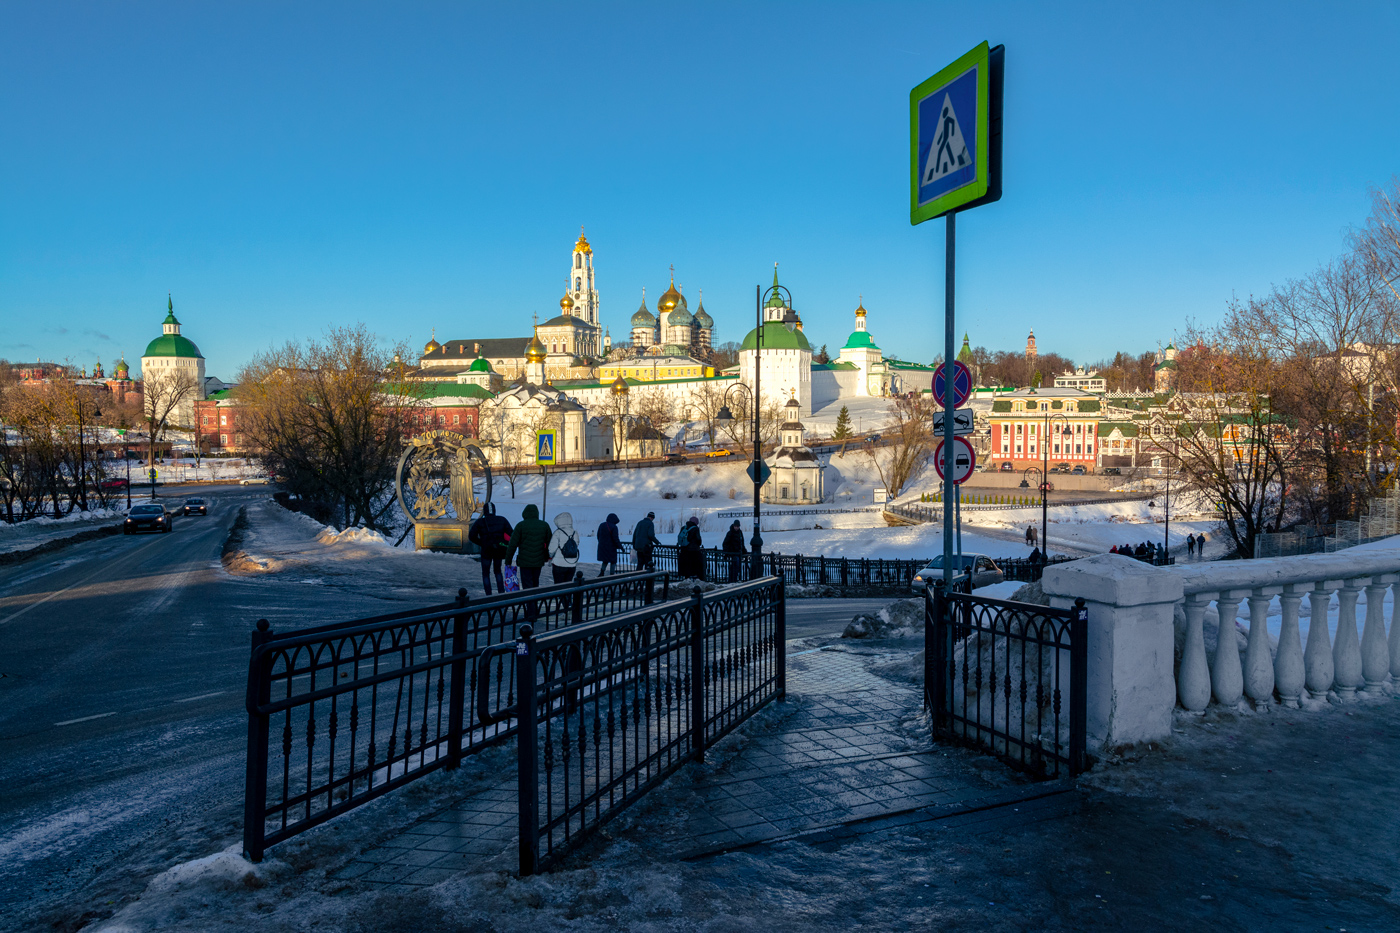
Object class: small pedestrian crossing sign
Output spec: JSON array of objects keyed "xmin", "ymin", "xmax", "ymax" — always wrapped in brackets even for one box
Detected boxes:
[
  {"xmin": 910, "ymin": 41, "xmax": 1003, "ymax": 224},
  {"xmin": 535, "ymin": 431, "xmax": 557, "ymax": 465},
  {"xmin": 922, "ymin": 93, "xmax": 971, "ymax": 185}
]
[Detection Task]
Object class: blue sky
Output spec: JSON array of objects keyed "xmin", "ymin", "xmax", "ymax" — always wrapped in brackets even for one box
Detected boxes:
[{"xmin": 3, "ymin": 2, "xmax": 1398, "ymax": 380}]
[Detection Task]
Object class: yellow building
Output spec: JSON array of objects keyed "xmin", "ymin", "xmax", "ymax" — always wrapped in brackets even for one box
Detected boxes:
[{"xmin": 597, "ymin": 356, "xmax": 712, "ymax": 383}]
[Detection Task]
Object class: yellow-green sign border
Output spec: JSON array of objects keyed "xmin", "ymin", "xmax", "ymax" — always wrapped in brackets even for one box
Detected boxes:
[{"xmin": 910, "ymin": 41, "xmax": 990, "ymax": 225}]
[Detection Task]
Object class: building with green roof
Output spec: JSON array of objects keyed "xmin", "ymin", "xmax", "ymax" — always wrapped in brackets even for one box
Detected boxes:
[{"xmin": 140, "ymin": 296, "xmax": 207, "ymax": 428}]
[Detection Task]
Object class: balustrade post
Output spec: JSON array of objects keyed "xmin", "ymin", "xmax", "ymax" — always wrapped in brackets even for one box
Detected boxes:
[
  {"xmin": 1390, "ymin": 579, "xmax": 1400, "ymax": 682},
  {"xmin": 689, "ymin": 588, "xmax": 706, "ymax": 762},
  {"xmin": 1360, "ymin": 576, "xmax": 1394, "ymax": 695},
  {"xmin": 1274, "ymin": 584, "xmax": 1308, "ymax": 708},
  {"xmin": 1178, "ymin": 595, "xmax": 1211, "ymax": 712},
  {"xmin": 1333, "ymin": 578, "xmax": 1366, "ymax": 701},
  {"xmin": 1211, "ymin": 590, "xmax": 1248, "ymax": 708},
  {"xmin": 1305, "ymin": 583, "xmax": 1338, "ymax": 700},
  {"xmin": 1244, "ymin": 587, "xmax": 1278, "ymax": 710},
  {"xmin": 514, "ymin": 625, "xmax": 539, "ymax": 876}
]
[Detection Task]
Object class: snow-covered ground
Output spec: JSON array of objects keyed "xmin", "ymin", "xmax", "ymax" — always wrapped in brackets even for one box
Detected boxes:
[{"xmin": 0, "ymin": 507, "xmax": 125, "ymax": 556}]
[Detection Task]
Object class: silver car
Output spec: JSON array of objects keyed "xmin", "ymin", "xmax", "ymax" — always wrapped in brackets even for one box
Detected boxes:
[{"xmin": 912, "ymin": 554, "xmax": 1005, "ymax": 592}]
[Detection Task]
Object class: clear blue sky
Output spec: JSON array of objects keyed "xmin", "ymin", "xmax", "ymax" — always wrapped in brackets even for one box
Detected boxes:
[{"xmin": 3, "ymin": 1, "xmax": 1398, "ymax": 380}]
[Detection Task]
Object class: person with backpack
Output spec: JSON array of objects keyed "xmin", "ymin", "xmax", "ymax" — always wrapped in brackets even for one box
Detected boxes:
[
  {"xmin": 506, "ymin": 503, "xmax": 552, "ymax": 593},
  {"xmin": 548, "ymin": 512, "xmax": 580, "ymax": 585},
  {"xmin": 596, "ymin": 512, "xmax": 622, "ymax": 576},
  {"xmin": 632, "ymin": 511, "xmax": 659, "ymax": 572},
  {"xmin": 467, "ymin": 503, "xmax": 512, "ymax": 595},
  {"xmin": 721, "ymin": 519, "xmax": 746, "ymax": 583}
]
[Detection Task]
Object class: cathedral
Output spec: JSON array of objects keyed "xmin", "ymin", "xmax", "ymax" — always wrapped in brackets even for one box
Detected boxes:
[{"xmin": 628, "ymin": 270, "xmax": 714, "ymax": 361}]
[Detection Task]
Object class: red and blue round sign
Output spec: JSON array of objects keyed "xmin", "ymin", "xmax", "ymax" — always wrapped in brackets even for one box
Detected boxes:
[{"xmin": 933, "ymin": 361, "xmax": 972, "ymax": 409}]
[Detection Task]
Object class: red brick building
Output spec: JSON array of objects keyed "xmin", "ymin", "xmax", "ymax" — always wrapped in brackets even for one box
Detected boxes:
[{"xmin": 987, "ymin": 388, "xmax": 1102, "ymax": 473}]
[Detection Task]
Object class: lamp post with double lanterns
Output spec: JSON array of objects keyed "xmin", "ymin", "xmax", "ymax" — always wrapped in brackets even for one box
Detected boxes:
[
  {"xmin": 714, "ymin": 278, "xmax": 799, "ymax": 578},
  {"xmin": 1018, "ymin": 465, "xmax": 1046, "ymax": 556}
]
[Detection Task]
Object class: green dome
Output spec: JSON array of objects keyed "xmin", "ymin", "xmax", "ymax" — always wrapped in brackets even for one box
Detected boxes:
[
  {"xmin": 143, "ymin": 333, "xmax": 204, "ymax": 359},
  {"xmin": 631, "ymin": 307, "xmax": 656, "ymax": 327},
  {"xmin": 842, "ymin": 330, "xmax": 879, "ymax": 351},
  {"xmin": 740, "ymin": 322, "xmax": 811, "ymax": 352},
  {"xmin": 667, "ymin": 307, "xmax": 693, "ymax": 326},
  {"xmin": 468, "ymin": 357, "xmax": 492, "ymax": 372},
  {"xmin": 694, "ymin": 304, "xmax": 714, "ymax": 328}
]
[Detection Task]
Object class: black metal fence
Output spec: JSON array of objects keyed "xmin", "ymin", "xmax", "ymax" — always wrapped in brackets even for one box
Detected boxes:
[
  {"xmin": 623, "ymin": 545, "xmax": 1076, "ymax": 590},
  {"xmin": 926, "ymin": 585, "xmax": 1087, "ymax": 778},
  {"xmin": 478, "ymin": 577, "xmax": 785, "ymax": 875},
  {"xmin": 242, "ymin": 570, "xmax": 672, "ymax": 861}
]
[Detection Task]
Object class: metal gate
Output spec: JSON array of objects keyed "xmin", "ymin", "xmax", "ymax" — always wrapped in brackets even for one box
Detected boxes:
[{"xmin": 926, "ymin": 586, "xmax": 1087, "ymax": 777}]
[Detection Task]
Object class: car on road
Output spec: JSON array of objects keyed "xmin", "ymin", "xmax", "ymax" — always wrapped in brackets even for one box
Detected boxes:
[
  {"xmin": 124, "ymin": 503, "xmax": 174, "ymax": 534},
  {"xmin": 866, "ymin": 434, "xmax": 882, "ymax": 444},
  {"xmin": 911, "ymin": 554, "xmax": 1005, "ymax": 592},
  {"xmin": 704, "ymin": 449, "xmax": 731, "ymax": 458},
  {"xmin": 999, "ymin": 462, "xmax": 1014, "ymax": 472},
  {"xmin": 239, "ymin": 476, "xmax": 271, "ymax": 485},
  {"xmin": 1102, "ymin": 467, "xmax": 1122, "ymax": 476},
  {"xmin": 99, "ymin": 478, "xmax": 129, "ymax": 491},
  {"xmin": 665, "ymin": 451, "xmax": 686, "ymax": 463},
  {"xmin": 181, "ymin": 497, "xmax": 208, "ymax": 516},
  {"xmin": 1071, "ymin": 465, "xmax": 1087, "ymax": 475}
]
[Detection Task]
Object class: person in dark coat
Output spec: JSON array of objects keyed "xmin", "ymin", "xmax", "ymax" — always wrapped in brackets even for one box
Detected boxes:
[
  {"xmin": 682, "ymin": 516, "xmax": 704, "ymax": 579},
  {"xmin": 596, "ymin": 513, "xmax": 622, "ymax": 576},
  {"xmin": 721, "ymin": 519, "xmax": 746, "ymax": 583},
  {"xmin": 632, "ymin": 511, "xmax": 659, "ymax": 571},
  {"xmin": 506, "ymin": 503, "xmax": 552, "ymax": 591},
  {"xmin": 468, "ymin": 503, "xmax": 513, "ymax": 595},
  {"xmin": 1186, "ymin": 533, "xmax": 1196, "ymax": 558}
]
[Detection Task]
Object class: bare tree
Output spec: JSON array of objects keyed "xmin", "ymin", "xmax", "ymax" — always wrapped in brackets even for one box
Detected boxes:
[
  {"xmin": 142, "ymin": 368, "xmax": 200, "ymax": 471},
  {"xmin": 864, "ymin": 395, "xmax": 936, "ymax": 498},
  {"xmin": 236, "ymin": 325, "xmax": 418, "ymax": 529}
]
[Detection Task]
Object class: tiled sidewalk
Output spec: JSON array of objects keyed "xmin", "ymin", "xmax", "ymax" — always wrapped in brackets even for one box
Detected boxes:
[{"xmin": 334, "ymin": 644, "xmax": 1027, "ymax": 887}]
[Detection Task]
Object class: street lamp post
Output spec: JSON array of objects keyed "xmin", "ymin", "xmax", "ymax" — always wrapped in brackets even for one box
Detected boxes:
[
  {"xmin": 1039, "ymin": 410, "xmax": 1069, "ymax": 556},
  {"xmin": 1019, "ymin": 465, "xmax": 1045, "ymax": 554},
  {"xmin": 715, "ymin": 279, "xmax": 798, "ymax": 578},
  {"xmin": 117, "ymin": 428, "xmax": 131, "ymax": 509}
]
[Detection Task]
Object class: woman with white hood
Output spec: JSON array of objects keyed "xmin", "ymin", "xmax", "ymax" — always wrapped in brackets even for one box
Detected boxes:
[{"xmin": 548, "ymin": 511, "xmax": 581, "ymax": 585}]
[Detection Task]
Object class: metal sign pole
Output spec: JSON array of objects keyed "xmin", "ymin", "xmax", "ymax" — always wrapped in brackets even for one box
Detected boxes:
[{"xmin": 942, "ymin": 212, "xmax": 956, "ymax": 585}]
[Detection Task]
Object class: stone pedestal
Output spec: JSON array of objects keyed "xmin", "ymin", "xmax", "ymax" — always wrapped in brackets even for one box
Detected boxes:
[
  {"xmin": 414, "ymin": 520, "xmax": 477, "ymax": 554},
  {"xmin": 1042, "ymin": 554, "xmax": 1182, "ymax": 752}
]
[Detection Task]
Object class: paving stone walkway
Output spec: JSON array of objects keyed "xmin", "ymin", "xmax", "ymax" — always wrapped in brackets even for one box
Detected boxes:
[{"xmin": 333, "ymin": 643, "xmax": 1050, "ymax": 888}]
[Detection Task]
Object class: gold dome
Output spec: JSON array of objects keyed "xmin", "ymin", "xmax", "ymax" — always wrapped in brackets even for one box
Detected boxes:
[
  {"xmin": 560, "ymin": 291, "xmax": 575, "ymax": 312},
  {"xmin": 525, "ymin": 333, "xmax": 547, "ymax": 362},
  {"xmin": 424, "ymin": 328, "xmax": 442, "ymax": 355},
  {"xmin": 573, "ymin": 230, "xmax": 592, "ymax": 255},
  {"xmin": 855, "ymin": 297, "xmax": 867, "ymax": 318},
  {"xmin": 657, "ymin": 270, "xmax": 681, "ymax": 314}
]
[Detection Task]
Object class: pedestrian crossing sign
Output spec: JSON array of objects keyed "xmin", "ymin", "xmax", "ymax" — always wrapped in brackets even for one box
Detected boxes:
[
  {"xmin": 910, "ymin": 41, "xmax": 1003, "ymax": 224},
  {"xmin": 535, "ymin": 431, "xmax": 557, "ymax": 465}
]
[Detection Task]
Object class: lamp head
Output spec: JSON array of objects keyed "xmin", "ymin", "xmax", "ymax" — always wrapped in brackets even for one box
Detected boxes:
[
  {"xmin": 715, "ymin": 405, "xmax": 734, "ymax": 428},
  {"xmin": 781, "ymin": 308, "xmax": 798, "ymax": 333}
]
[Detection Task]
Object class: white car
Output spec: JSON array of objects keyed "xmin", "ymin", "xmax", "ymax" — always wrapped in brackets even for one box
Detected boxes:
[
  {"xmin": 912, "ymin": 554, "xmax": 1005, "ymax": 592},
  {"xmin": 239, "ymin": 477, "xmax": 271, "ymax": 485}
]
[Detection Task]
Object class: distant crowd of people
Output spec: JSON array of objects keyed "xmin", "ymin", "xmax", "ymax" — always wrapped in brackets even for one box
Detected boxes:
[
  {"xmin": 466, "ymin": 505, "xmax": 735, "ymax": 597},
  {"xmin": 1110, "ymin": 533, "xmax": 1204, "ymax": 561}
]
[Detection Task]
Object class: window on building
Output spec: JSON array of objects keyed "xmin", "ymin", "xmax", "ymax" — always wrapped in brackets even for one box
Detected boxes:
[
  {"xmin": 780, "ymin": 486, "xmax": 790, "ymax": 499},
  {"xmin": 453, "ymin": 414, "xmax": 460, "ymax": 425},
  {"xmin": 221, "ymin": 434, "xmax": 228, "ymax": 445},
  {"xmin": 220, "ymin": 415, "xmax": 227, "ymax": 425}
]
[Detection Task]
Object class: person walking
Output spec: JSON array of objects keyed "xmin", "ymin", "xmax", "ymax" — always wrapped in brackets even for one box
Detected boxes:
[
  {"xmin": 467, "ymin": 503, "xmax": 512, "ymax": 595},
  {"xmin": 1186, "ymin": 533, "xmax": 1196, "ymax": 558},
  {"xmin": 632, "ymin": 511, "xmax": 659, "ymax": 572},
  {"xmin": 596, "ymin": 512, "xmax": 622, "ymax": 576},
  {"xmin": 1026, "ymin": 525, "xmax": 1037, "ymax": 547},
  {"xmin": 682, "ymin": 516, "xmax": 704, "ymax": 580},
  {"xmin": 548, "ymin": 511, "xmax": 581, "ymax": 585},
  {"xmin": 506, "ymin": 503, "xmax": 552, "ymax": 601},
  {"xmin": 721, "ymin": 519, "xmax": 746, "ymax": 583}
]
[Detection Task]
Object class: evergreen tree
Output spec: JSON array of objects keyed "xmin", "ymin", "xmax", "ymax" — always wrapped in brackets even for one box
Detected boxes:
[{"xmin": 833, "ymin": 405, "xmax": 853, "ymax": 439}]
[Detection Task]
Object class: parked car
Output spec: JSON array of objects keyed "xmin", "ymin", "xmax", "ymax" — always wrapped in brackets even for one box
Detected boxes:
[
  {"xmin": 999, "ymin": 462, "xmax": 1014, "ymax": 472},
  {"xmin": 866, "ymin": 434, "xmax": 882, "ymax": 444},
  {"xmin": 240, "ymin": 476, "xmax": 271, "ymax": 485},
  {"xmin": 1071, "ymin": 465, "xmax": 1087, "ymax": 475},
  {"xmin": 665, "ymin": 451, "xmax": 686, "ymax": 463},
  {"xmin": 704, "ymin": 449, "xmax": 731, "ymax": 458},
  {"xmin": 181, "ymin": 497, "xmax": 208, "ymax": 516},
  {"xmin": 123, "ymin": 503, "xmax": 174, "ymax": 535},
  {"xmin": 911, "ymin": 554, "xmax": 1004, "ymax": 592},
  {"xmin": 99, "ymin": 478, "xmax": 129, "ymax": 491},
  {"xmin": 1102, "ymin": 467, "xmax": 1122, "ymax": 476}
]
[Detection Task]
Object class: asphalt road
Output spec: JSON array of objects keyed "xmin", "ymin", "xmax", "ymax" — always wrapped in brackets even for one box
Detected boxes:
[{"xmin": 0, "ymin": 494, "xmax": 906, "ymax": 930}]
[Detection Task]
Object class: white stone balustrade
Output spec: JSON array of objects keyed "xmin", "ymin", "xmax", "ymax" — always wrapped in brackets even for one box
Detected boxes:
[{"xmin": 1043, "ymin": 550, "xmax": 1400, "ymax": 751}]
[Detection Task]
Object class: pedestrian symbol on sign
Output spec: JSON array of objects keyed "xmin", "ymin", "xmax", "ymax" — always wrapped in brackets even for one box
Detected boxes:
[{"xmin": 923, "ymin": 94, "xmax": 971, "ymax": 184}]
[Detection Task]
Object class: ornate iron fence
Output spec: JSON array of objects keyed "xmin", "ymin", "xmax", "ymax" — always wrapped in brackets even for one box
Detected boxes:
[
  {"xmin": 478, "ymin": 577, "xmax": 785, "ymax": 875},
  {"xmin": 242, "ymin": 570, "xmax": 672, "ymax": 861},
  {"xmin": 926, "ymin": 585, "xmax": 1087, "ymax": 778}
]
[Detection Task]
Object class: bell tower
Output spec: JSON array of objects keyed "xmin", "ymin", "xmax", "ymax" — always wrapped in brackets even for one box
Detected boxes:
[{"xmin": 569, "ymin": 228, "xmax": 599, "ymax": 327}]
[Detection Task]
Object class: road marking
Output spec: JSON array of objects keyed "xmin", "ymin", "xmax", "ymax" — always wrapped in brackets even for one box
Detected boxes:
[
  {"xmin": 175, "ymin": 691, "xmax": 225, "ymax": 703},
  {"xmin": 54, "ymin": 711, "xmax": 117, "ymax": 726}
]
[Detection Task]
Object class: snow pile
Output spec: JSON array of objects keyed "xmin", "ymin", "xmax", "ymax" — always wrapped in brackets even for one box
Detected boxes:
[
  {"xmin": 0, "ymin": 506, "xmax": 123, "ymax": 534},
  {"xmin": 842, "ymin": 598, "xmax": 923, "ymax": 638},
  {"xmin": 314, "ymin": 525, "xmax": 390, "ymax": 547}
]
